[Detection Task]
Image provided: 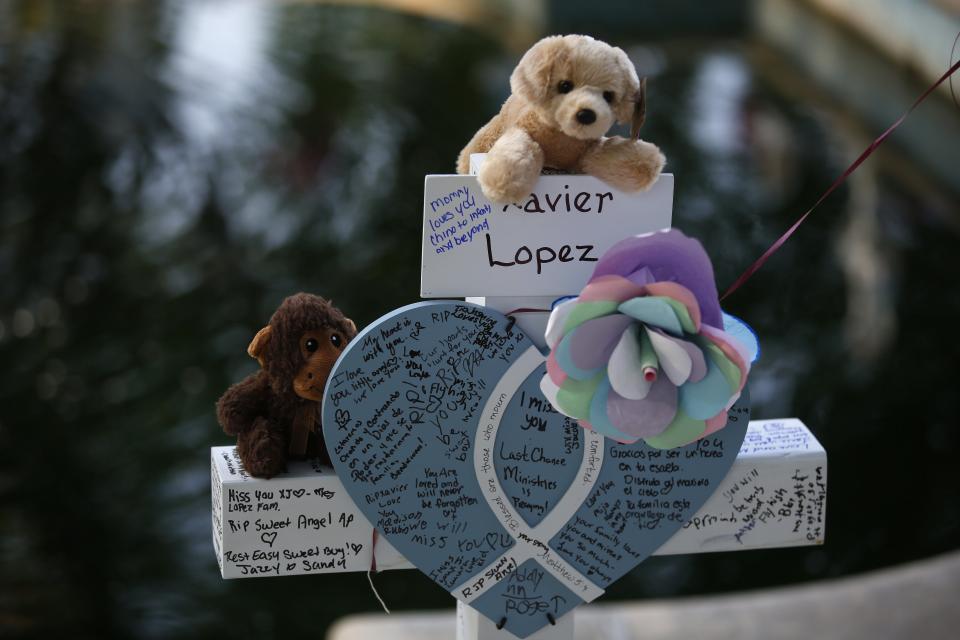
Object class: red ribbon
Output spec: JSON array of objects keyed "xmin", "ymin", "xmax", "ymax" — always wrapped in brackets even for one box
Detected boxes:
[{"xmin": 721, "ymin": 57, "xmax": 960, "ymax": 301}]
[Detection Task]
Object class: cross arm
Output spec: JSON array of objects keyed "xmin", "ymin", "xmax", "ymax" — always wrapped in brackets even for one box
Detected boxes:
[{"xmin": 210, "ymin": 418, "xmax": 826, "ymax": 579}]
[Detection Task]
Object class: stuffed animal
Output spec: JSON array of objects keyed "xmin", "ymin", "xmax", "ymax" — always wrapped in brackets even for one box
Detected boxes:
[
  {"xmin": 216, "ymin": 293, "xmax": 357, "ymax": 478},
  {"xmin": 457, "ymin": 34, "xmax": 665, "ymax": 203}
]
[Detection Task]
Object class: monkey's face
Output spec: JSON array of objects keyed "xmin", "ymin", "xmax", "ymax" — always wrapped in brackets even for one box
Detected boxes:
[
  {"xmin": 246, "ymin": 293, "xmax": 358, "ymax": 401},
  {"xmin": 292, "ymin": 327, "xmax": 348, "ymax": 401}
]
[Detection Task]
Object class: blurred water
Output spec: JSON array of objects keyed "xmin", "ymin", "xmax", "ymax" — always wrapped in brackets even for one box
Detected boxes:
[{"xmin": 0, "ymin": 1, "xmax": 958, "ymax": 638}]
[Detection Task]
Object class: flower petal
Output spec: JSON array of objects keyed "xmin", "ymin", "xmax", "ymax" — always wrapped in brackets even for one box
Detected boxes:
[
  {"xmin": 539, "ymin": 374, "xmax": 562, "ymax": 412},
  {"xmin": 646, "ymin": 328, "xmax": 694, "ymax": 386},
  {"xmin": 587, "ymin": 377, "xmax": 637, "ymax": 442},
  {"xmin": 557, "ymin": 314, "xmax": 633, "ymax": 380},
  {"xmin": 644, "ymin": 409, "xmax": 706, "ymax": 449},
  {"xmin": 545, "ymin": 298, "xmax": 578, "ymax": 349},
  {"xmin": 562, "ymin": 300, "xmax": 620, "ymax": 334},
  {"xmin": 606, "ymin": 374, "xmax": 678, "ymax": 438},
  {"xmin": 660, "ymin": 298, "xmax": 697, "ymax": 334},
  {"xmin": 701, "ymin": 341, "xmax": 743, "ymax": 392},
  {"xmin": 608, "ymin": 326, "xmax": 652, "ymax": 400},
  {"xmin": 700, "ymin": 325, "xmax": 750, "ymax": 390},
  {"xmin": 625, "ymin": 266, "xmax": 655, "ymax": 287},
  {"xmin": 590, "ymin": 230, "xmax": 724, "ymax": 328},
  {"xmin": 555, "ymin": 372, "xmax": 604, "ymax": 420},
  {"xmin": 650, "ymin": 328, "xmax": 709, "ymax": 382},
  {"xmin": 721, "ymin": 312, "xmax": 759, "ymax": 364},
  {"xmin": 687, "ymin": 342, "xmax": 708, "ymax": 383},
  {"xmin": 678, "ymin": 356, "xmax": 736, "ymax": 420},
  {"xmin": 724, "ymin": 390, "xmax": 741, "ymax": 411},
  {"xmin": 702, "ymin": 411, "xmax": 728, "ymax": 437},
  {"xmin": 644, "ymin": 282, "xmax": 702, "ymax": 332},
  {"xmin": 579, "ymin": 274, "xmax": 646, "ymax": 303},
  {"xmin": 618, "ymin": 296, "xmax": 684, "ymax": 335},
  {"xmin": 546, "ymin": 351, "xmax": 567, "ymax": 386}
]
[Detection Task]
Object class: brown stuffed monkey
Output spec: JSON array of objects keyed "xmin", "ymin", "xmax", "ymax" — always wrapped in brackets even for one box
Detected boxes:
[{"xmin": 216, "ymin": 293, "xmax": 357, "ymax": 478}]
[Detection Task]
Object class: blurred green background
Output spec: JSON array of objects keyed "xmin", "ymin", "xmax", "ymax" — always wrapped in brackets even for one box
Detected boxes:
[{"xmin": 1, "ymin": 0, "xmax": 959, "ymax": 638}]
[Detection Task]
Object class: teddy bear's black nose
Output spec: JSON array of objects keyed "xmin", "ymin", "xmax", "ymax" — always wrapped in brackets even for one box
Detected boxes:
[{"xmin": 576, "ymin": 109, "xmax": 596, "ymax": 125}]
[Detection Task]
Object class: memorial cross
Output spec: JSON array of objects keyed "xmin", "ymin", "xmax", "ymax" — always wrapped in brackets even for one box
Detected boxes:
[{"xmin": 210, "ymin": 159, "xmax": 827, "ymax": 640}]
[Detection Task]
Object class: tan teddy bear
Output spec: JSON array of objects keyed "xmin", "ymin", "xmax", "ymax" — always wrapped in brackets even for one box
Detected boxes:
[{"xmin": 457, "ymin": 34, "xmax": 666, "ymax": 203}]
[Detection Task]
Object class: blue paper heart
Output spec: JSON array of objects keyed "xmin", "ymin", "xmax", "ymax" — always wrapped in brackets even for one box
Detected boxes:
[{"xmin": 323, "ymin": 301, "xmax": 749, "ymax": 638}]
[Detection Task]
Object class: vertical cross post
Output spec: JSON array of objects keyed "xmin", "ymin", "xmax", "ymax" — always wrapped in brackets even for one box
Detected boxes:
[
  {"xmin": 457, "ymin": 599, "xmax": 574, "ymax": 640},
  {"xmin": 435, "ymin": 157, "xmax": 675, "ymax": 635}
]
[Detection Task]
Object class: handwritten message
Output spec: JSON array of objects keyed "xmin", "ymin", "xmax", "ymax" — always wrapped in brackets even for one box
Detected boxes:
[
  {"xmin": 494, "ymin": 384, "xmax": 583, "ymax": 526},
  {"xmin": 426, "ymin": 186, "xmax": 492, "ymax": 255},
  {"xmin": 740, "ymin": 419, "xmax": 817, "ymax": 455},
  {"xmin": 211, "ymin": 448, "xmax": 370, "ymax": 579}
]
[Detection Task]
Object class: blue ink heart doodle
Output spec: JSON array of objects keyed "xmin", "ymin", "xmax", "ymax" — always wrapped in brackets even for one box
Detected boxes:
[{"xmin": 322, "ymin": 301, "xmax": 749, "ymax": 638}]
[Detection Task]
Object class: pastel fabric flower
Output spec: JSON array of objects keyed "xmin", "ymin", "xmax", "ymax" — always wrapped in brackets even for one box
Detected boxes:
[{"xmin": 539, "ymin": 229, "xmax": 757, "ymax": 448}]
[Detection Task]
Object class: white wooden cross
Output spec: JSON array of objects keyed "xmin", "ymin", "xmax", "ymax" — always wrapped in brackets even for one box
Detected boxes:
[{"xmin": 210, "ymin": 161, "xmax": 827, "ymax": 640}]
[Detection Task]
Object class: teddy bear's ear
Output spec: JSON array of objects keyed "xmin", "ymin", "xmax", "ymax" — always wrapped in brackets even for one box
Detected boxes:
[
  {"xmin": 611, "ymin": 45, "xmax": 641, "ymax": 126},
  {"xmin": 630, "ymin": 77, "xmax": 647, "ymax": 139},
  {"xmin": 510, "ymin": 36, "xmax": 566, "ymax": 105},
  {"xmin": 345, "ymin": 317, "xmax": 357, "ymax": 337},
  {"xmin": 247, "ymin": 325, "xmax": 272, "ymax": 368}
]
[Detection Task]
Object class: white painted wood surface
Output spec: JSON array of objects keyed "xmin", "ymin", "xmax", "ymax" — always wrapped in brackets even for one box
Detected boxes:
[{"xmin": 420, "ymin": 169, "xmax": 674, "ymax": 298}]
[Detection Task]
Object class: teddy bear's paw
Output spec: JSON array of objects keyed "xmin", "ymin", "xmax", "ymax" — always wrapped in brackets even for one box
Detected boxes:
[
  {"xmin": 625, "ymin": 140, "xmax": 666, "ymax": 191},
  {"xmin": 478, "ymin": 160, "xmax": 537, "ymax": 203},
  {"xmin": 476, "ymin": 129, "xmax": 543, "ymax": 203},
  {"xmin": 583, "ymin": 138, "xmax": 666, "ymax": 193},
  {"xmin": 478, "ymin": 151, "xmax": 537, "ymax": 202}
]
